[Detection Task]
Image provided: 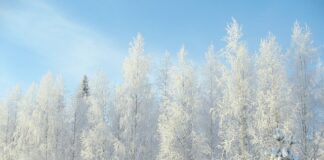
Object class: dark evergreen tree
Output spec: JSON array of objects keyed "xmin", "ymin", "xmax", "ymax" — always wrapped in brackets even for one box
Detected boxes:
[{"xmin": 81, "ymin": 75, "xmax": 90, "ymax": 97}]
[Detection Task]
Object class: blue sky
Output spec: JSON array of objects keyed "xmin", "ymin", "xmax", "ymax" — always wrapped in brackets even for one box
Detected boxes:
[{"xmin": 0, "ymin": 0, "xmax": 323, "ymax": 97}]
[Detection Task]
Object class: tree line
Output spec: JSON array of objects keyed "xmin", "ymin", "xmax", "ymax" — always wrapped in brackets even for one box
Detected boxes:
[{"xmin": 0, "ymin": 19, "xmax": 323, "ymax": 160}]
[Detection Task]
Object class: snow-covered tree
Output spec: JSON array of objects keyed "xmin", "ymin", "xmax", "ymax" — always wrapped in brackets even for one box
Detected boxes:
[
  {"xmin": 290, "ymin": 21, "xmax": 319, "ymax": 159},
  {"xmin": 0, "ymin": 101, "xmax": 5, "ymax": 158},
  {"xmin": 0, "ymin": 86, "xmax": 21, "ymax": 160},
  {"xmin": 219, "ymin": 18, "xmax": 254, "ymax": 160},
  {"xmin": 0, "ymin": 100, "xmax": 5, "ymax": 157},
  {"xmin": 310, "ymin": 61, "xmax": 324, "ymax": 160},
  {"xmin": 200, "ymin": 45, "xmax": 225, "ymax": 160},
  {"xmin": 254, "ymin": 33, "xmax": 292, "ymax": 159},
  {"xmin": 313, "ymin": 60, "xmax": 324, "ymax": 109},
  {"xmin": 157, "ymin": 52, "xmax": 172, "ymax": 102},
  {"xmin": 81, "ymin": 72, "xmax": 113, "ymax": 160},
  {"xmin": 10, "ymin": 84, "xmax": 38, "ymax": 160},
  {"xmin": 158, "ymin": 46, "xmax": 203, "ymax": 160},
  {"xmin": 157, "ymin": 52, "xmax": 173, "ymax": 160},
  {"xmin": 29, "ymin": 73, "xmax": 65, "ymax": 160},
  {"xmin": 71, "ymin": 75, "xmax": 90, "ymax": 160},
  {"xmin": 110, "ymin": 86, "xmax": 127, "ymax": 160},
  {"xmin": 119, "ymin": 33, "xmax": 156, "ymax": 160}
]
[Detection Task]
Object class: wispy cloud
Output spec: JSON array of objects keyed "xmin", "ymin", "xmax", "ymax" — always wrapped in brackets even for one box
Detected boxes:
[{"xmin": 0, "ymin": 0, "xmax": 124, "ymax": 94}]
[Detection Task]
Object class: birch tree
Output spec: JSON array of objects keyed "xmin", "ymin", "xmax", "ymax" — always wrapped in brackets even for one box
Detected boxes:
[
  {"xmin": 0, "ymin": 86, "xmax": 21, "ymax": 160},
  {"xmin": 119, "ymin": 33, "xmax": 155, "ymax": 160},
  {"xmin": 111, "ymin": 86, "xmax": 126, "ymax": 160},
  {"xmin": 158, "ymin": 46, "xmax": 202, "ymax": 160},
  {"xmin": 219, "ymin": 18, "xmax": 254, "ymax": 160},
  {"xmin": 290, "ymin": 21, "xmax": 318, "ymax": 159},
  {"xmin": 254, "ymin": 33, "xmax": 292, "ymax": 159},
  {"xmin": 30, "ymin": 73, "xmax": 65, "ymax": 160},
  {"xmin": 10, "ymin": 84, "xmax": 38, "ymax": 160},
  {"xmin": 200, "ymin": 45, "xmax": 225, "ymax": 160},
  {"xmin": 157, "ymin": 52, "xmax": 174, "ymax": 160}
]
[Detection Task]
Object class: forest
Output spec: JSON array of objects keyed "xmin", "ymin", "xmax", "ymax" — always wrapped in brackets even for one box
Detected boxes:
[{"xmin": 0, "ymin": 19, "xmax": 323, "ymax": 160}]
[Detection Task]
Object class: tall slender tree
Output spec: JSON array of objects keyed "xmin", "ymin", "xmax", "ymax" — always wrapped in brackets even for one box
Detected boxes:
[
  {"xmin": 71, "ymin": 75, "xmax": 90, "ymax": 160},
  {"xmin": 111, "ymin": 86, "xmax": 127, "ymax": 160},
  {"xmin": 11, "ymin": 84, "xmax": 38, "ymax": 160},
  {"xmin": 157, "ymin": 52, "xmax": 174, "ymax": 160},
  {"xmin": 119, "ymin": 33, "xmax": 155, "ymax": 160},
  {"xmin": 254, "ymin": 33, "xmax": 291, "ymax": 160},
  {"xmin": 81, "ymin": 72, "xmax": 113, "ymax": 160},
  {"xmin": 30, "ymin": 73, "xmax": 65, "ymax": 160},
  {"xmin": 0, "ymin": 86, "xmax": 21, "ymax": 160},
  {"xmin": 290, "ymin": 21, "xmax": 318, "ymax": 159},
  {"xmin": 219, "ymin": 18, "xmax": 254, "ymax": 160},
  {"xmin": 200, "ymin": 45, "xmax": 225, "ymax": 160},
  {"xmin": 158, "ymin": 46, "xmax": 202, "ymax": 160}
]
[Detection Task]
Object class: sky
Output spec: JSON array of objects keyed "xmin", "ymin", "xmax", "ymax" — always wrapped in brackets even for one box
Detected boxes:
[{"xmin": 0, "ymin": 0, "xmax": 323, "ymax": 97}]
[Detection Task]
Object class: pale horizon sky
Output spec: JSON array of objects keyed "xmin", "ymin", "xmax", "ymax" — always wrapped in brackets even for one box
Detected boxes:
[{"xmin": 0, "ymin": 0, "xmax": 323, "ymax": 97}]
